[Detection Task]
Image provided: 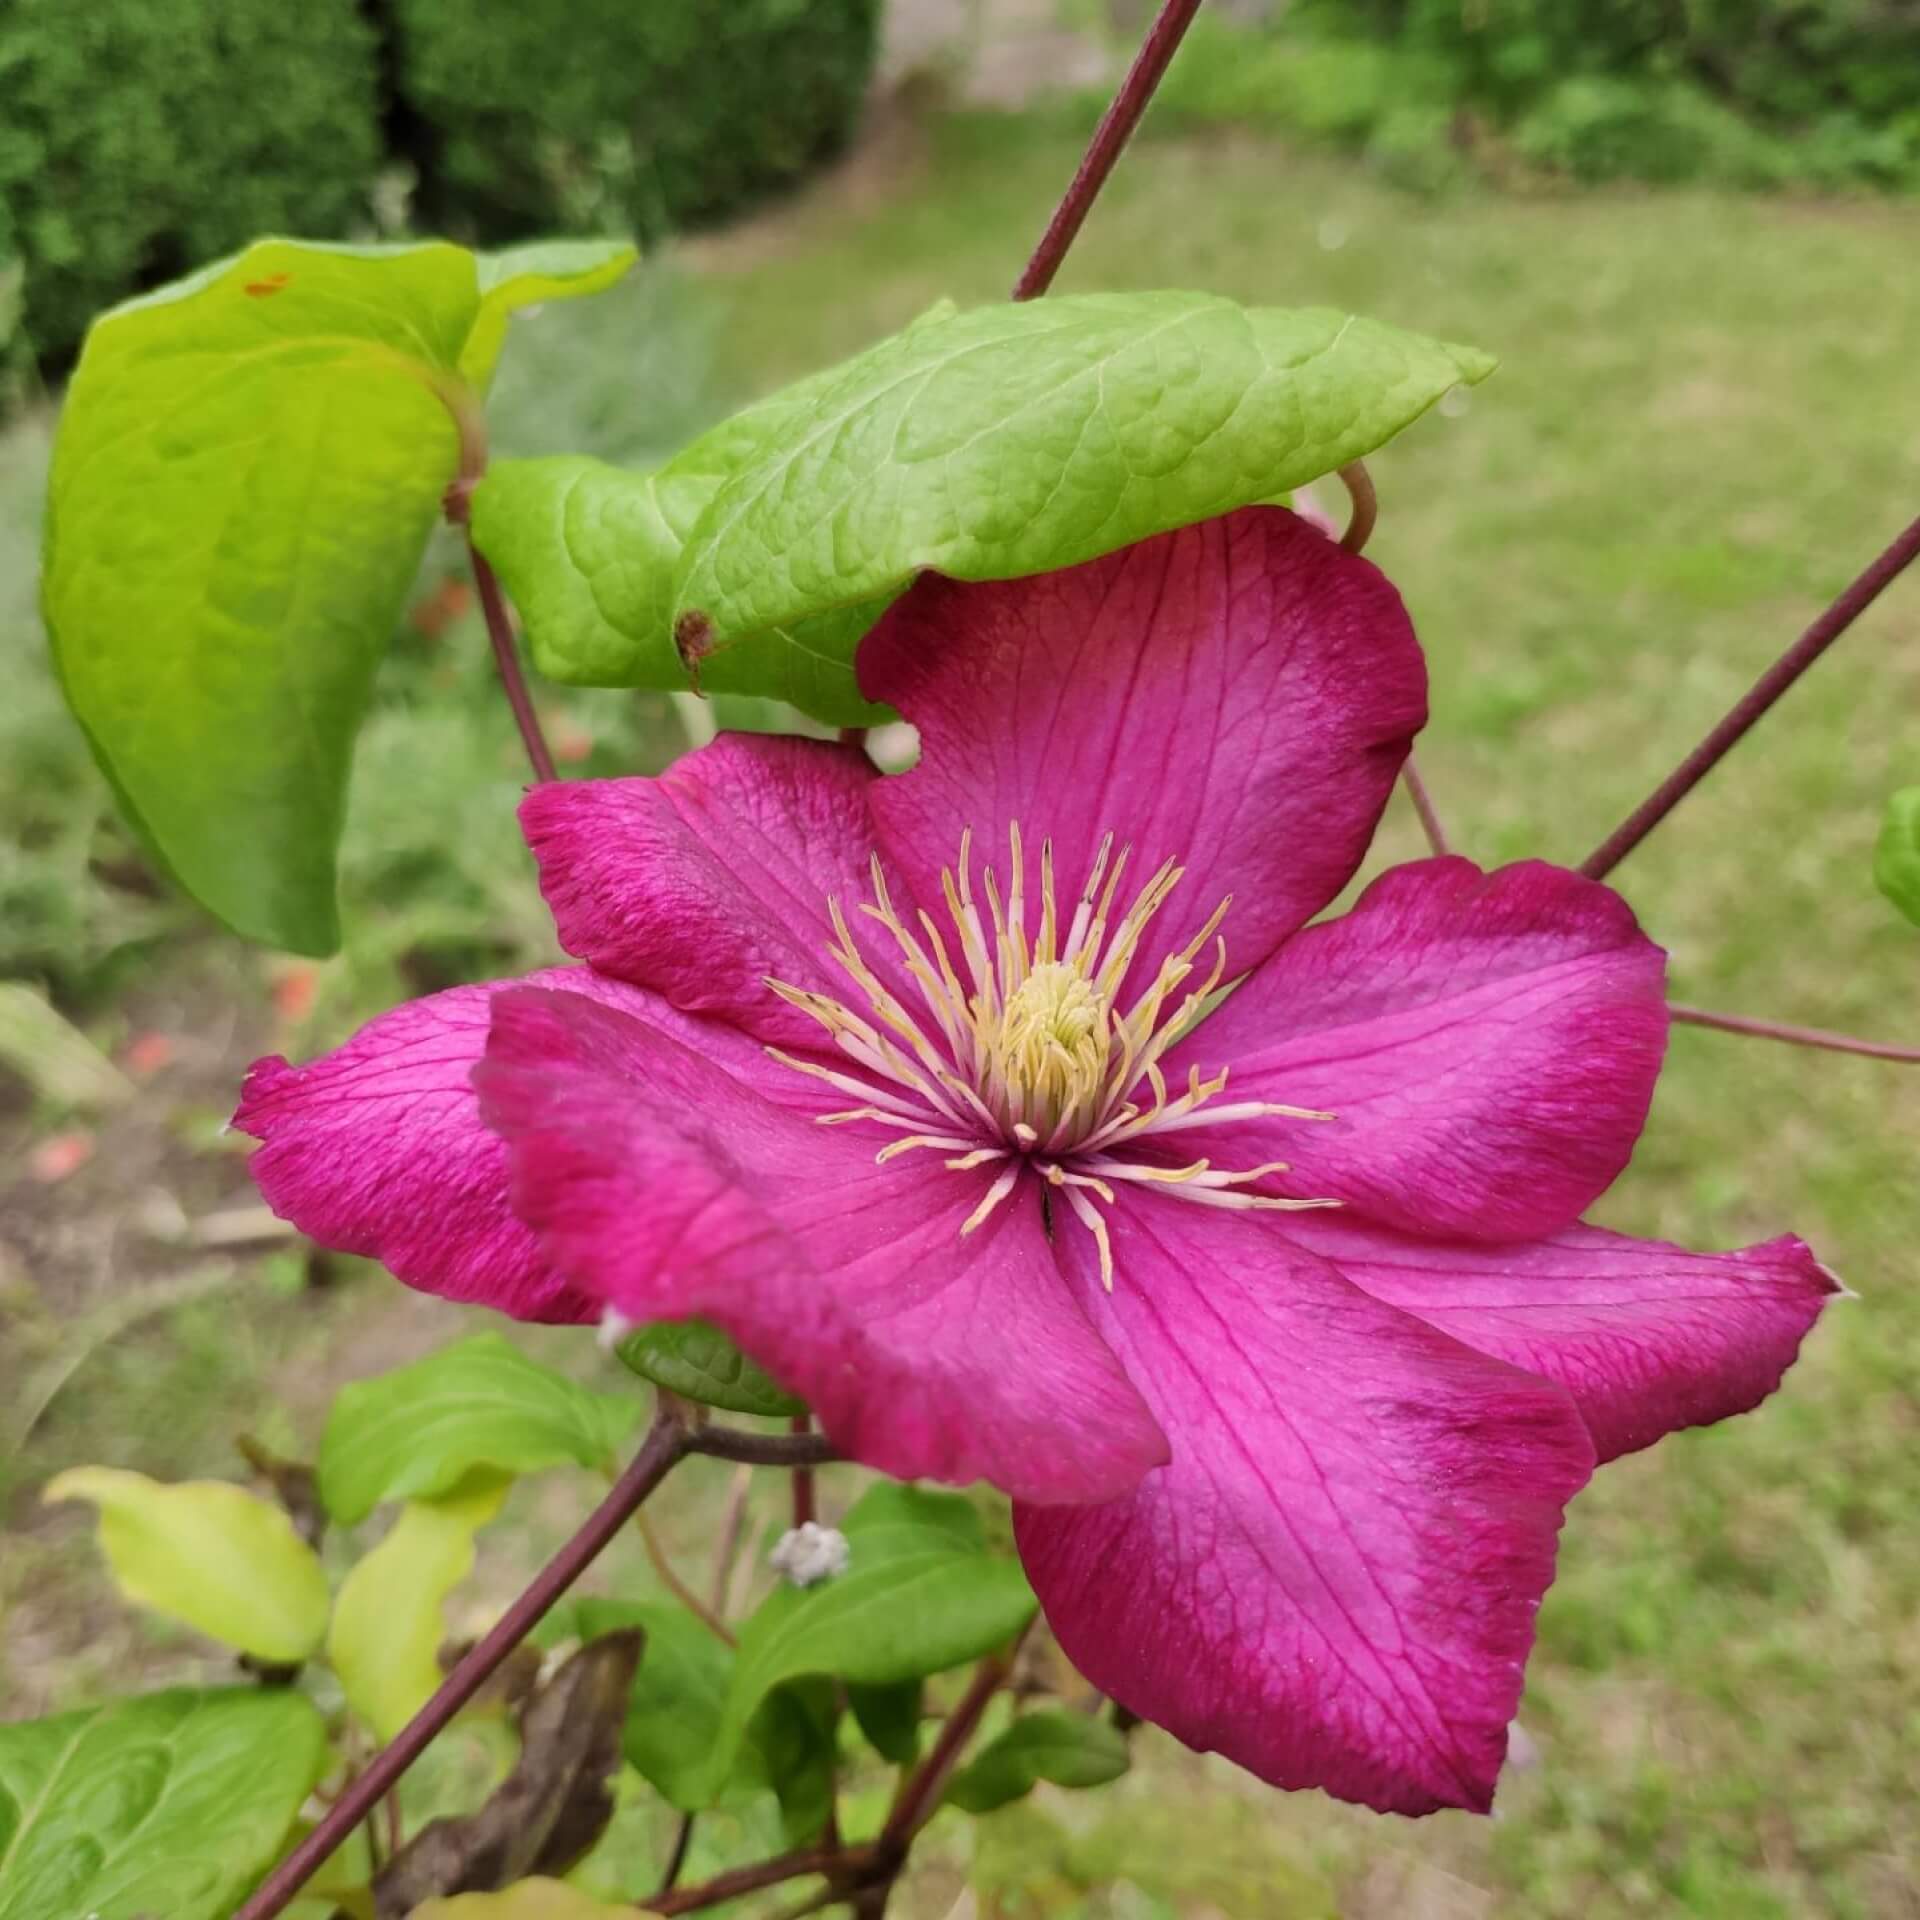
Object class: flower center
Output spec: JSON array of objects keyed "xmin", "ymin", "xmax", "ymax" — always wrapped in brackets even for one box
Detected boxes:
[
  {"xmin": 764, "ymin": 824, "xmax": 1336, "ymax": 1288},
  {"xmin": 992, "ymin": 962, "xmax": 1108, "ymax": 1141}
]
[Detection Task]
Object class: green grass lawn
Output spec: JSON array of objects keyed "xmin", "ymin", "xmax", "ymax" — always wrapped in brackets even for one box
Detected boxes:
[{"xmin": 3, "ymin": 110, "xmax": 1918, "ymax": 1918}]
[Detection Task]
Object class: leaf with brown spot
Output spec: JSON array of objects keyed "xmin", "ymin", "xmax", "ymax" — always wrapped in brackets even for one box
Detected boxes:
[
  {"xmin": 371, "ymin": 1629, "xmax": 643, "ymax": 1915},
  {"xmin": 236, "ymin": 1433, "xmax": 326, "ymax": 1549}
]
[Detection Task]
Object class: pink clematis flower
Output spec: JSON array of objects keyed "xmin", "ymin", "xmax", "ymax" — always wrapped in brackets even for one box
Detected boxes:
[{"xmin": 236, "ymin": 506, "xmax": 1836, "ymax": 1815}]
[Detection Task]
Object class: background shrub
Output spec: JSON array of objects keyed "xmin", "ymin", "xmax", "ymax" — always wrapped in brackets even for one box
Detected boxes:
[
  {"xmin": 390, "ymin": 0, "xmax": 885, "ymax": 244},
  {"xmin": 0, "ymin": 0, "xmax": 382, "ymax": 367},
  {"xmin": 0, "ymin": 0, "xmax": 882, "ymax": 376},
  {"xmin": 1139, "ymin": 0, "xmax": 1920, "ymax": 192}
]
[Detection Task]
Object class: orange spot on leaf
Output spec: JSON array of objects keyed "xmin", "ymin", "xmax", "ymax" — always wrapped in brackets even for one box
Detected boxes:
[{"xmin": 244, "ymin": 272, "xmax": 292, "ymax": 298}]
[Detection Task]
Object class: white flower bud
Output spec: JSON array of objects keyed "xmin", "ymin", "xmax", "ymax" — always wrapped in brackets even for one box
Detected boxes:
[{"xmin": 769, "ymin": 1521, "xmax": 850, "ymax": 1588}]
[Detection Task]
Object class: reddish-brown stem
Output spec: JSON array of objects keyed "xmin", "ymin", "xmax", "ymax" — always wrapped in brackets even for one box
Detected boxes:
[
  {"xmin": 1337, "ymin": 459, "xmax": 1377, "ymax": 554},
  {"xmin": 657, "ymin": 1812, "xmax": 697, "ymax": 1897},
  {"xmin": 688, "ymin": 1426, "xmax": 840, "ymax": 1468},
  {"xmin": 467, "ymin": 532, "xmax": 559, "ymax": 785},
  {"xmin": 880, "ymin": 1652, "xmax": 1013, "ymax": 1854},
  {"xmin": 772, "ymin": 1886, "xmax": 850, "ymax": 1920},
  {"xmin": 1581, "ymin": 511, "xmax": 1920, "ymax": 881},
  {"xmin": 646, "ymin": 1842, "xmax": 850, "ymax": 1916},
  {"xmin": 790, "ymin": 1414, "xmax": 817, "ymax": 1528},
  {"xmin": 1011, "ymin": 0, "xmax": 1206, "ymax": 300},
  {"xmin": 235, "ymin": 1413, "xmax": 690, "ymax": 1920},
  {"xmin": 1671, "ymin": 1003, "xmax": 1920, "ymax": 1064},
  {"xmin": 1402, "ymin": 752, "xmax": 1449, "ymax": 856},
  {"xmin": 252, "ymin": 11, "xmax": 1200, "ymax": 1912}
]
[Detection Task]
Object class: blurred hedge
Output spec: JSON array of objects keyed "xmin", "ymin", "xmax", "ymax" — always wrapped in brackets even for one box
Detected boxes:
[
  {"xmin": 0, "ymin": 0, "xmax": 383, "ymax": 367},
  {"xmin": 0, "ymin": 0, "xmax": 882, "ymax": 374},
  {"xmin": 390, "ymin": 0, "xmax": 884, "ymax": 243},
  {"xmin": 1142, "ymin": 0, "xmax": 1920, "ymax": 191}
]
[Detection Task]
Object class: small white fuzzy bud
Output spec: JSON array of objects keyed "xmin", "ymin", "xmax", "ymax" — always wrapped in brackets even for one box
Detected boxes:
[{"xmin": 769, "ymin": 1521, "xmax": 850, "ymax": 1588}]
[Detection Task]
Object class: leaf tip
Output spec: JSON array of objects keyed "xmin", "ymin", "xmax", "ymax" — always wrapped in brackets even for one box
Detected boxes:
[{"xmin": 1447, "ymin": 341, "xmax": 1499, "ymax": 386}]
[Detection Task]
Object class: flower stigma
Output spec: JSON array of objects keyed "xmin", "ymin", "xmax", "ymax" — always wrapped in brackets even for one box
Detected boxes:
[{"xmin": 765, "ymin": 824, "xmax": 1338, "ymax": 1289}]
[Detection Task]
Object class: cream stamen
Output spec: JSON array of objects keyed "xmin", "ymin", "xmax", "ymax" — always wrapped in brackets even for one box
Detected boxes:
[{"xmin": 765, "ymin": 823, "xmax": 1338, "ymax": 1282}]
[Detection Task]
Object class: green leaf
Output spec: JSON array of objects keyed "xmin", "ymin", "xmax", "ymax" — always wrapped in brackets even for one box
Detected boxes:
[
  {"xmin": 43, "ymin": 235, "xmax": 634, "ymax": 954},
  {"xmin": 702, "ymin": 1483, "xmax": 1035, "ymax": 1798},
  {"xmin": 751, "ymin": 1679, "xmax": 840, "ymax": 1846},
  {"xmin": 848, "ymin": 1680, "xmax": 923, "ymax": 1765},
  {"xmin": 944, "ymin": 1710, "xmax": 1131, "ymax": 1814},
  {"xmin": 329, "ymin": 1471, "xmax": 511, "ymax": 1741},
  {"xmin": 470, "ymin": 462, "xmax": 889, "ymax": 724},
  {"xmin": 44, "ymin": 1466, "xmax": 329, "ymax": 1661},
  {"xmin": 1874, "ymin": 787, "xmax": 1920, "ymax": 926},
  {"xmin": 614, "ymin": 1318, "xmax": 806, "ymax": 1418},
  {"xmin": 563, "ymin": 1599, "xmax": 832, "ymax": 1828},
  {"xmin": 318, "ymin": 1333, "xmax": 638, "ymax": 1524},
  {"xmin": 566, "ymin": 1599, "xmax": 733, "ymax": 1813},
  {"xmin": 0, "ymin": 1688, "xmax": 327, "ymax": 1920},
  {"xmin": 471, "ymin": 292, "xmax": 1487, "ymax": 725}
]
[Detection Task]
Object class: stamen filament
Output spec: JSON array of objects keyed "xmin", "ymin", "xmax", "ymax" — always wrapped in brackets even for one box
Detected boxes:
[
  {"xmin": 766, "ymin": 820, "xmax": 1340, "ymax": 1288},
  {"xmin": 1061, "ymin": 1182, "xmax": 1116, "ymax": 1291},
  {"xmin": 961, "ymin": 1162, "xmax": 1022, "ymax": 1235}
]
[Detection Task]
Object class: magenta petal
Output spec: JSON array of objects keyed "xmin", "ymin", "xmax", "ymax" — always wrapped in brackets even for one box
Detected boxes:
[
  {"xmin": 861, "ymin": 507, "xmax": 1426, "ymax": 984},
  {"xmin": 1015, "ymin": 1194, "xmax": 1594, "ymax": 1815},
  {"xmin": 233, "ymin": 968, "xmax": 728, "ymax": 1324},
  {"xmin": 476, "ymin": 986, "xmax": 1167, "ymax": 1503},
  {"xmin": 521, "ymin": 734, "xmax": 902, "ymax": 1052},
  {"xmin": 1167, "ymin": 857, "xmax": 1669, "ymax": 1240},
  {"xmin": 1279, "ymin": 1213, "xmax": 1838, "ymax": 1464}
]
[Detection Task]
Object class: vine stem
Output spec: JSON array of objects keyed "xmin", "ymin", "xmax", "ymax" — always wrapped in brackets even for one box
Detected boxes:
[
  {"xmin": 688, "ymin": 1426, "xmax": 840, "ymax": 1468},
  {"xmin": 469, "ymin": 533, "xmax": 559, "ymax": 785},
  {"xmin": 645, "ymin": 1843, "xmax": 851, "ymax": 1917},
  {"xmin": 235, "ymin": 1413, "xmax": 836, "ymax": 1920},
  {"xmin": 878, "ymin": 1650, "xmax": 1013, "ymax": 1855},
  {"xmin": 657, "ymin": 1813, "xmax": 697, "ymax": 1898},
  {"xmin": 234, "ymin": 1411, "xmax": 690, "ymax": 1920},
  {"xmin": 1010, "ymin": 0, "xmax": 1206, "ymax": 300},
  {"xmin": 644, "ymin": 1645, "xmax": 1019, "ymax": 1917},
  {"xmin": 637, "ymin": 1509, "xmax": 736, "ymax": 1646},
  {"xmin": 253, "ymin": 11, "xmax": 1202, "ymax": 1916},
  {"xmin": 708, "ymin": 1464, "xmax": 753, "ymax": 1610},
  {"xmin": 1337, "ymin": 459, "xmax": 1377, "ymax": 554},
  {"xmin": 1402, "ymin": 751, "xmax": 1449, "ymax": 856},
  {"xmin": 1581, "ymin": 510, "xmax": 1920, "ymax": 881},
  {"xmin": 791, "ymin": 1413, "xmax": 817, "ymax": 1528},
  {"xmin": 1671, "ymin": 1003, "xmax": 1920, "ymax": 1064}
]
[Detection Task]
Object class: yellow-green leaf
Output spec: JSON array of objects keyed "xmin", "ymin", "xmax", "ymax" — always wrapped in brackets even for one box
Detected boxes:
[
  {"xmin": 328, "ymin": 1471, "xmax": 510, "ymax": 1741},
  {"xmin": 43, "ymin": 236, "xmax": 635, "ymax": 954},
  {"xmin": 44, "ymin": 1466, "xmax": 330, "ymax": 1662}
]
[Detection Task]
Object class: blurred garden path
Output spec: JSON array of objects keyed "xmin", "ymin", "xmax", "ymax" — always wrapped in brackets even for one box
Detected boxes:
[{"xmin": 883, "ymin": 0, "xmax": 1111, "ymax": 105}]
